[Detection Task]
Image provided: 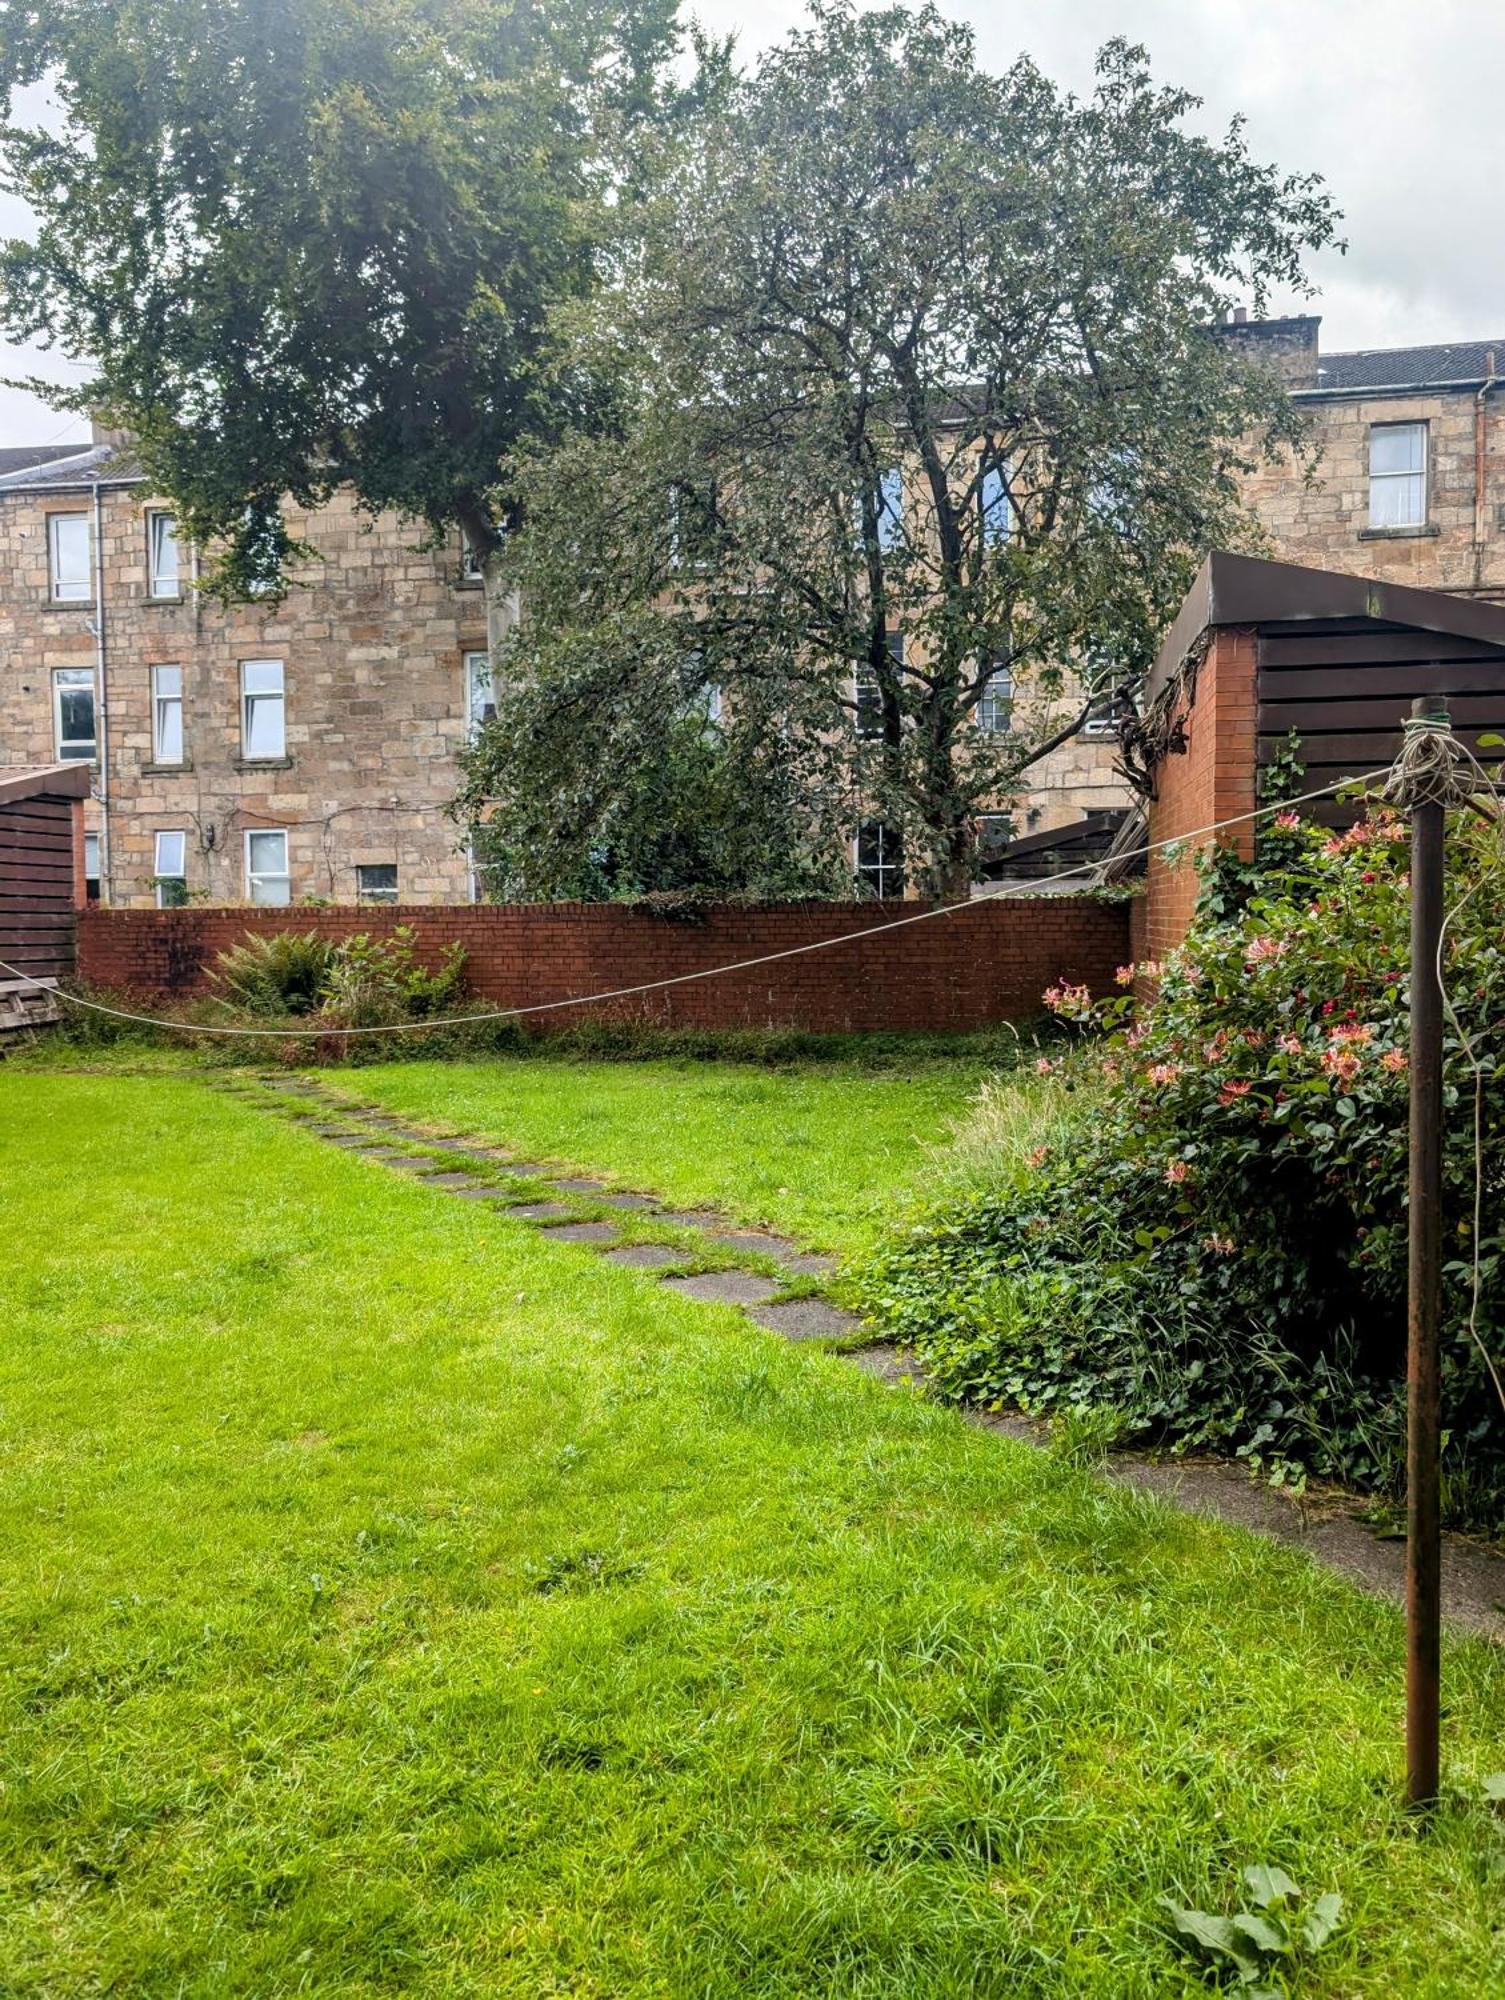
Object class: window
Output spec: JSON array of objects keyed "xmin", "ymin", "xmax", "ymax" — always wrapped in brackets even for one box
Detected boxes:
[
  {"xmin": 856, "ymin": 634, "xmax": 903, "ymax": 740},
  {"xmin": 356, "ymin": 863, "xmax": 399, "ymax": 905},
  {"xmin": 154, "ymin": 830, "xmax": 188, "ymax": 907},
  {"xmin": 1369, "ymin": 422, "xmax": 1427, "ymax": 529},
  {"xmin": 48, "ymin": 512, "xmax": 91, "ymax": 602},
  {"xmin": 976, "ymin": 663, "xmax": 1013, "ymax": 735},
  {"xmin": 147, "ymin": 510, "xmax": 180, "ymax": 596},
  {"xmin": 151, "ymin": 664, "xmax": 184, "ymax": 764},
  {"xmin": 245, "ymin": 828, "xmax": 291, "ymax": 906},
  {"xmin": 980, "ymin": 455, "xmax": 1010, "ymax": 547},
  {"xmin": 461, "ymin": 531, "xmax": 483, "ymax": 583},
  {"xmin": 1079, "ymin": 694, "xmax": 1122, "ymax": 740},
  {"xmin": 240, "ymin": 659, "xmax": 285, "ymax": 760},
  {"xmin": 856, "ymin": 821, "xmax": 905, "ymax": 900},
  {"xmin": 465, "ymin": 649, "xmax": 494, "ymax": 738},
  {"xmin": 53, "ymin": 667, "xmax": 96, "ymax": 760},
  {"xmin": 877, "ymin": 467, "xmax": 904, "ymax": 552},
  {"xmin": 83, "ymin": 831, "xmax": 101, "ymax": 903}
]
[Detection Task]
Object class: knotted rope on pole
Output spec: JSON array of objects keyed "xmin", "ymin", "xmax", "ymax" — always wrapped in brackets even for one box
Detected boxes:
[{"xmin": 1380, "ymin": 710, "xmax": 1478, "ymax": 814}]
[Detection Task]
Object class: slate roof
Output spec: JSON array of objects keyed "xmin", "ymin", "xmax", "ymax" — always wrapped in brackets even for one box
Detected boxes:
[
  {"xmin": 0, "ymin": 443, "xmax": 92, "ymax": 478},
  {"xmin": 1311, "ymin": 340, "xmax": 1504, "ymax": 393},
  {"xmin": 0, "ymin": 441, "xmax": 142, "ymax": 492}
]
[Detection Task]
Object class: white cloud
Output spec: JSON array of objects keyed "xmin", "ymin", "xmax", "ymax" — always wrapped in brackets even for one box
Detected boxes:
[{"xmin": 4, "ymin": 2, "xmax": 1501, "ymax": 439}]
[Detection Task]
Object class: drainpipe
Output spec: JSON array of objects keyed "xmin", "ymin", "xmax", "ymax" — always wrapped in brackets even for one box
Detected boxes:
[
  {"xmin": 91, "ymin": 479, "xmax": 112, "ymax": 902},
  {"xmin": 1474, "ymin": 348, "xmax": 1498, "ymax": 591}
]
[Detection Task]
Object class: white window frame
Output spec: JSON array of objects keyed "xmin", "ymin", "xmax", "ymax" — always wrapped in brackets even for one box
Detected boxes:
[
  {"xmin": 151, "ymin": 663, "xmax": 184, "ymax": 764},
  {"xmin": 876, "ymin": 466, "xmax": 904, "ymax": 552},
  {"xmin": 53, "ymin": 666, "xmax": 97, "ymax": 761},
  {"xmin": 355, "ymin": 862, "xmax": 399, "ymax": 905},
  {"xmin": 976, "ymin": 664, "xmax": 1013, "ymax": 735},
  {"xmin": 48, "ymin": 511, "xmax": 92, "ymax": 603},
  {"xmin": 83, "ymin": 831, "xmax": 101, "ymax": 901},
  {"xmin": 154, "ymin": 829, "xmax": 188, "ymax": 907},
  {"xmin": 1078, "ymin": 696, "xmax": 1122, "ymax": 741},
  {"xmin": 244, "ymin": 828, "xmax": 291, "ymax": 906},
  {"xmin": 465, "ymin": 649, "xmax": 494, "ymax": 739},
  {"xmin": 1368, "ymin": 421, "xmax": 1428, "ymax": 530},
  {"xmin": 979, "ymin": 453, "xmax": 1011, "ymax": 547},
  {"xmin": 147, "ymin": 509, "xmax": 181, "ymax": 597},
  {"xmin": 855, "ymin": 821, "xmax": 904, "ymax": 901},
  {"xmin": 240, "ymin": 659, "xmax": 286, "ymax": 761}
]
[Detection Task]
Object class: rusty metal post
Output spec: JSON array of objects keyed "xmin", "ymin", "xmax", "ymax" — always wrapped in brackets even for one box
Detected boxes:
[{"xmin": 1406, "ymin": 693, "xmax": 1448, "ymax": 1810}]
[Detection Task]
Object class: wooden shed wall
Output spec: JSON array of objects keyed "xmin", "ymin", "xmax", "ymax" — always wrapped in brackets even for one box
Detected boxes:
[
  {"xmin": 0, "ymin": 794, "xmax": 78, "ymax": 980},
  {"xmin": 1257, "ymin": 619, "xmax": 1505, "ymax": 818}
]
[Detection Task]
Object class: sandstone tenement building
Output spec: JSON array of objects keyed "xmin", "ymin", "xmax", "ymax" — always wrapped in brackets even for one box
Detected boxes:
[
  {"xmin": 1, "ymin": 317, "xmax": 1500, "ymax": 909},
  {"xmin": 0, "ymin": 440, "xmax": 493, "ymax": 908},
  {"xmin": 1225, "ymin": 313, "xmax": 1504, "ymax": 600}
]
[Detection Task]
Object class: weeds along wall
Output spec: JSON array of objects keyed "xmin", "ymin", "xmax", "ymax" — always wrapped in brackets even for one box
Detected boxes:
[{"xmin": 76, "ymin": 897, "xmax": 1130, "ymax": 1033}]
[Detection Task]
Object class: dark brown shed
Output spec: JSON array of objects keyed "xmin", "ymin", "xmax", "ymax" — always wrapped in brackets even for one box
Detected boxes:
[{"xmin": 0, "ymin": 763, "xmax": 89, "ymax": 1029}]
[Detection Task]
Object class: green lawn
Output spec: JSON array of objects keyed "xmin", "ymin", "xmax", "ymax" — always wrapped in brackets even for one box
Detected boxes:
[
  {"xmin": 4, "ymin": 1068, "xmax": 1505, "ymax": 1996},
  {"xmin": 314, "ymin": 1049, "xmax": 999, "ymax": 1255}
]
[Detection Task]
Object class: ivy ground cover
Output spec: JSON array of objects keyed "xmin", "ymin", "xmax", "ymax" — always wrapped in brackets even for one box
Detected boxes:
[{"xmin": 4, "ymin": 1068, "xmax": 1505, "ymax": 1996}]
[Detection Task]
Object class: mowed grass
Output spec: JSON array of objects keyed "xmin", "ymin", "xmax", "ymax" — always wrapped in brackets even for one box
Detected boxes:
[
  {"xmin": 317, "ymin": 1049, "xmax": 1000, "ymax": 1256},
  {"xmin": 4, "ymin": 1072, "xmax": 1505, "ymax": 1997}
]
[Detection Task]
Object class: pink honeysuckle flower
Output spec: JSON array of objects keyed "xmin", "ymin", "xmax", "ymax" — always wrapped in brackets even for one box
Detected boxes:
[
  {"xmin": 1322, "ymin": 1047, "xmax": 1362, "ymax": 1086},
  {"xmin": 1164, "ymin": 1159, "xmax": 1191, "ymax": 1185},
  {"xmin": 1147, "ymin": 1062, "xmax": 1182, "ymax": 1086},
  {"xmin": 1115, "ymin": 964, "xmax": 1136, "ymax": 987},
  {"xmin": 1279, "ymin": 1034, "xmax": 1303, "ymax": 1057},
  {"xmin": 1217, "ymin": 1080, "xmax": 1253, "ymax": 1105},
  {"xmin": 1273, "ymin": 810, "xmax": 1301, "ymax": 831},
  {"xmin": 1034, "ymin": 1056, "xmax": 1054, "ymax": 1075},
  {"xmin": 1203, "ymin": 1232, "xmax": 1237, "ymax": 1256},
  {"xmin": 1380, "ymin": 1048, "xmax": 1408, "ymax": 1074}
]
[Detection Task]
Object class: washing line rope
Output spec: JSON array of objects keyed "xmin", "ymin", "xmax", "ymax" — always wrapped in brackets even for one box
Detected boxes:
[{"xmin": 0, "ymin": 767, "xmax": 1392, "ymax": 1040}]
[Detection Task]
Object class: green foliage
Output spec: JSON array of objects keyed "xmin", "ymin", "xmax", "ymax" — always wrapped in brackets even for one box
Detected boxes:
[
  {"xmin": 210, "ymin": 926, "xmax": 464, "ymax": 1027},
  {"xmin": 211, "ymin": 930, "xmax": 334, "ymax": 1016},
  {"xmin": 463, "ymin": 673, "xmax": 849, "ymax": 901},
  {"xmin": 1162, "ymin": 1865, "xmax": 1342, "ymax": 1992},
  {"xmin": 492, "ymin": 4, "xmax": 1339, "ymax": 894},
  {"xmin": 861, "ymin": 803, "xmax": 1505, "ymax": 1523},
  {"xmin": 0, "ymin": 0, "xmax": 695, "ymax": 604},
  {"xmin": 318, "ymin": 927, "xmax": 467, "ymax": 1027}
]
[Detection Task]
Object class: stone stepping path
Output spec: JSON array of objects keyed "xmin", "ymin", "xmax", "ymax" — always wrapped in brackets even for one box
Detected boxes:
[
  {"xmin": 235, "ymin": 1075, "xmax": 862, "ymax": 1359},
  {"xmin": 223, "ymin": 1075, "xmax": 1505, "ymax": 1637}
]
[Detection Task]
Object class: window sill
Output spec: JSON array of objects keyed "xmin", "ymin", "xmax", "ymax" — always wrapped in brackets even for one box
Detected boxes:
[
  {"xmin": 146, "ymin": 592, "xmax": 186, "ymax": 605},
  {"xmin": 142, "ymin": 760, "xmax": 192, "ymax": 777},
  {"xmin": 43, "ymin": 598, "xmax": 93, "ymax": 612},
  {"xmin": 1358, "ymin": 524, "xmax": 1439, "ymax": 541},
  {"xmin": 234, "ymin": 755, "xmax": 294, "ymax": 773}
]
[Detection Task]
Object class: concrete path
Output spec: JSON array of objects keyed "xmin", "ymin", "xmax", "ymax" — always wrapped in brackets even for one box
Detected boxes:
[{"xmin": 226, "ymin": 1072, "xmax": 1505, "ymax": 1642}]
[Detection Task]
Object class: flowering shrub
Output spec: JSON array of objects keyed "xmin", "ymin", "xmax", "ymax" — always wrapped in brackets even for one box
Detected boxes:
[{"xmin": 861, "ymin": 804, "xmax": 1505, "ymax": 1520}]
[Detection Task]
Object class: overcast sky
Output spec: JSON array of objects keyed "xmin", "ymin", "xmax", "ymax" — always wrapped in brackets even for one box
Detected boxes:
[{"xmin": 4, "ymin": 0, "xmax": 1503, "ymax": 444}]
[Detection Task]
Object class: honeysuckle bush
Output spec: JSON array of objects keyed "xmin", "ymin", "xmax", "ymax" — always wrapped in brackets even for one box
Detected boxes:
[{"xmin": 860, "ymin": 803, "xmax": 1505, "ymax": 1523}]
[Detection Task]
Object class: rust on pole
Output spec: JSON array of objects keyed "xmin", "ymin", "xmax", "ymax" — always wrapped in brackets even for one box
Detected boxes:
[{"xmin": 1405, "ymin": 692, "xmax": 1448, "ymax": 1811}]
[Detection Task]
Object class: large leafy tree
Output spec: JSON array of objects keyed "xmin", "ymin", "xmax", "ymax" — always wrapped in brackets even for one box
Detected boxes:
[
  {"xmin": 476, "ymin": 2, "xmax": 1341, "ymax": 897},
  {"xmin": 0, "ymin": 0, "xmax": 693, "ymax": 644}
]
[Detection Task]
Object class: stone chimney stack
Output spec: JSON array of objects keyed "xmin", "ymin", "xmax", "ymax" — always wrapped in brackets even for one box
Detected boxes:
[{"xmin": 1217, "ymin": 309, "xmax": 1321, "ymax": 390}]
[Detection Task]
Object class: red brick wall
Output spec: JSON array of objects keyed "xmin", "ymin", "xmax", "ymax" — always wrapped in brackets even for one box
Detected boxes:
[
  {"xmin": 1143, "ymin": 627, "xmax": 1258, "ymax": 960},
  {"xmin": 77, "ymin": 896, "xmax": 1130, "ymax": 1034}
]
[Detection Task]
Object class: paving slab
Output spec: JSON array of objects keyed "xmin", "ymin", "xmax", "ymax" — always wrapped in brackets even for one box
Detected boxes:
[
  {"xmin": 653, "ymin": 1210, "xmax": 728, "ymax": 1232},
  {"xmin": 850, "ymin": 1343, "xmax": 928, "ymax": 1387},
  {"xmin": 539, "ymin": 1220, "xmax": 621, "ymax": 1245},
  {"xmin": 594, "ymin": 1191, "xmax": 660, "ymax": 1211},
  {"xmin": 552, "ymin": 1176, "xmax": 606, "ymax": 1195},
  {"xmin": 601, "ymin": 1243, "xmax": 684, "ymax": 1270},
  {"xmin": 506, "ymin": 1201, "xmax": 575, "ymax": 1222},
  {"xmin": 746, "ymin": 1298, "xmax": 861, "ymax": 1342},
  {"xmin": 417, "ymin": 1172, "xmax": 485, "ymax": 1190},
  {"xmin": 447, "ymin": 1185, "xmax": 509, "ymax": 1202},
  {"xmin": 662, "ymin": 1270, "xmax": 782, "ymax": 1309}
]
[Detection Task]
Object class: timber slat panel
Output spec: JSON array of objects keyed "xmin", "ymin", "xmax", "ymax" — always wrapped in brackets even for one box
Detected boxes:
[
  {"xmin": 1259, "ymin": 694, "xmax": 1505, "ymax": 733},
  {"xmin": 1258, "ymin": 728, "xmax": 1502, "ymax": 766},
  {"xmin": 1258, "ymin": 660, "xmax": 1505, "ymax": 700},
  {"xmin": 1259, "ymin": 631, "xmax": 1505, "ymax": 669}
]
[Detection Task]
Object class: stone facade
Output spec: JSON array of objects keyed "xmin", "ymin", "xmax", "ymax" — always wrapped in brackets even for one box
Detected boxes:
[
  {"xmin": 0, "ymin": 455, "xmax": 489, "ymax": 906},
  {"xmin": 1231, "ymin": 319, "xmax": 1505, "ymax": 600}
]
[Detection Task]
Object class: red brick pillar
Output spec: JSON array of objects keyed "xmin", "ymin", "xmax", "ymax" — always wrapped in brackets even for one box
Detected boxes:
[
  {"xmin": 71, "ymin": 797, "xmax": 88, "ymax": 910},
  {"xmin": 1142, "ymin": 626, "xmax": 1258, "ymax": 960}
]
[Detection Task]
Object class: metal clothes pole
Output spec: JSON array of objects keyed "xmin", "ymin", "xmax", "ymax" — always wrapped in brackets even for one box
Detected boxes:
[{"xmin": 1405, "ymin": 693, "xmax": 1448, "ymax": 1811}]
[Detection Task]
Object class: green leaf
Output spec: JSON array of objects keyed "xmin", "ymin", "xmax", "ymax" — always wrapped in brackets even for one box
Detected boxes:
[
  {"xmin": 1160, "ymin": 1901, "xmax": 1263, "ymax": 1976},
  {"xmin": 1243, "ymin": 1863, "xmax": 1300, "ymax": 1909},
  {"xmin": 1482, "ymin": 1773, "xmax": 1505, "ymax": 1801},
  {"xmin": 1232, "ymin": 1911, "xmax": 1290, "ymax": 1954},
  {"xmin": 1476, "ymin": 733, "xmax": 1504, "ymax": 749},
  {"xmin": 1299, "ymin": 1892, "xmax": 1343, "ymax": 1950}
]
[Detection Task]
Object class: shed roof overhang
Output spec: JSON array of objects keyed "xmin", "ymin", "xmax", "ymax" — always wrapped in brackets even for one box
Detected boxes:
[
  {"xmin": 1145, "ymin": 552, "xmax": 1505, "ymax": 708},
  {"xmin": 0, "ymin": 762, "xmax": 93, "ymax": 808}
]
